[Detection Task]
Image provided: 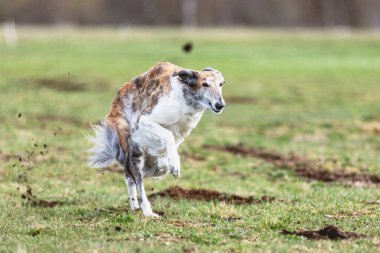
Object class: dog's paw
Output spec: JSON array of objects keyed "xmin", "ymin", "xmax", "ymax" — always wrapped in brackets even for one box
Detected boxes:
[
  {"xmin": 169, "ymin": 154, "xmax": 181, "ymax": 179},
  {"xmin": 130, "ymin": 206, "xmax": 140, "ymax": 211},
  {"xmin": 129, "ymin": 198, "xmax": 140, "ymax": 211},
  {"xmin": 143, "ymin": 211, "xmax": 160, "ymax": 218},
  {"xmin": 170, "ymin": 166, "xmax": 180, "ymax": 179}
]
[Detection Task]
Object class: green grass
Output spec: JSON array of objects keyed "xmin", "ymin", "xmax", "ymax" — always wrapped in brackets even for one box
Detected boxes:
[{"xmin": 1, "ymin": 27, "xmax": 380, "ymax": 252}]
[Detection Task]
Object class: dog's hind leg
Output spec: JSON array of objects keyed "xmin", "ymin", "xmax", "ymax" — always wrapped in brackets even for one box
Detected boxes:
[
  {"xmin": 135, "ymin": 176, "xmax": 157, "ymax": 217},
  {"xmin": 125, "ymin": 176, "xmax": 139, "ymax": 210},
  {"xmin": 128, "ymin": 142, "xmax": 158, "ymax": 217}
]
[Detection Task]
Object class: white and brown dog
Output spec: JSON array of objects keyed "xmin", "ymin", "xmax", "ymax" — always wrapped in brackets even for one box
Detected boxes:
[{"xmin": 88, "ymin": 62, "xmax": 225, "ymax": 217}]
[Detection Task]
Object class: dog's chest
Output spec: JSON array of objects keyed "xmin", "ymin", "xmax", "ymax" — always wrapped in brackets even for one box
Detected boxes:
[
  {"xmin": 166, "ymin": 111, "xmax": 203, "ymax": 142},
  {"xmin": 147, "ymin": 83, "xmax": 204, "ymax": 142}
]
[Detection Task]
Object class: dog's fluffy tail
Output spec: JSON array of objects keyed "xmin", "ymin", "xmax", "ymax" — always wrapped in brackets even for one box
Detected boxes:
[{"xmin": 87, "ymin": 121, "xmax": 124, "ymax": 168}]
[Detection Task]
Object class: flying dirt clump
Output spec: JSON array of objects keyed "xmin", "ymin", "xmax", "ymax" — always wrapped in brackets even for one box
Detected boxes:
[
  {"xmin": 182, "ymin": 42, "xmax": 193, "ymax": 53},
  {"xmin": 148, "ymin": 186, "xmax": 278, "ymax": 205},
  {"xmin": 281, "ymin": 225, "xmax": 366, "ymax": 240}
]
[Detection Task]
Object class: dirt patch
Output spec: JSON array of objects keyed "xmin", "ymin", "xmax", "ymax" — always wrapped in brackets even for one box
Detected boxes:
[
  {"xmin": 168, "ymin": 219, "xmax": 208, "ymax": 228},
  {"xmin": 180, "ymin": 151, "xmax": 207, "ymax": 162},
  {"xmin": 21, "ymin": 185, "xmax": 67, "ymax": 208},
  {"xmin": 225, "ymin": 96, "xmax": 257, "ymax": 104},
  {"xmin": 27, "ymin": 226, "xmax": 48, "ymax": 237},
  {"xmin": 0, "ymin": 151, "xmax": 20, "ymax": 162},
  {"xmin": 281, "ymin": 225, "xmax": 365, "ymax": 240},
  {"xmin": 149, "ymin": 186, "xmax": 278, "ymax": 205},
  {"xmin": 125, "ymin": 233, "xmax": 183, "ymax": 243},
  {"xmin": 357, "ymin": 121, "xmax": 380, "ymax": 135},
  {"xmin": 363, "ymin": 200, "xmax": 380, "ymax": 205},
  {"xmin": 204, "ymin": 144, "xmax": 380, "ymax": 185},
  {"xmin": 212, "ymin": 166, "xmax": 248, "ymax": 179},
  {"xmin": 94, "ymin": 206, "xmax": 130, "ymax": 214},
  {"xmin": 34, "ymin": 77, "xmax": 109, "ymax": 92},
  {"xmin": 114, "ymin": 226, "xmax": 123, "ymax": 232}
]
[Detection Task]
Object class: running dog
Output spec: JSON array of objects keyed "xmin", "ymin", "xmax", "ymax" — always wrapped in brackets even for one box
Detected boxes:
[{"xmin": 88, "ymin": 62, "xmax": 225, "ymax": 217}]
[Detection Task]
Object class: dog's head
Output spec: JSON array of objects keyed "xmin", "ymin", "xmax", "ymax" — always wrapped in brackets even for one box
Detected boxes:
[{"xmin": 173, "ymin": 67, "xmax": 225, "ymax": 114}]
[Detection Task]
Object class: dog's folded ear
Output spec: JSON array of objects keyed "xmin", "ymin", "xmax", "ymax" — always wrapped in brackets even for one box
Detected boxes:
[
  {"xmin": 173, "ymin": 69, "xmax": 198, "ymax": 87},
  {"xmin": 203, "ymin": 67, "xmax": 214, "ymax": 71}
]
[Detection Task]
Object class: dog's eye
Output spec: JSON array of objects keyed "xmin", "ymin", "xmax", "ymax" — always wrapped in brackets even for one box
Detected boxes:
[{"xmin": 202, "ymin": 82, "xmax": 210, "ymax": 87}]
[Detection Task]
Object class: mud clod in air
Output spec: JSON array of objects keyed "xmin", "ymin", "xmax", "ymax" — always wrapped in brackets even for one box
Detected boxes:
[
  {"xmin": 148, "ymin": 186, "xmax": 278, "ymax": 205},
  {"xmin": 182, "ymin": 42, "xmax": 193, "ymax": 53},
  {"xmin": 204, "ymin": 144, "xmax": 380, "ymax": 185},
  {"xmin": 281, "ymin": 225, "xmax": 366, "ymax": 240},
  {"xmin": 21, "ymin": 185, "xmax": 66, "ymax": 208}
]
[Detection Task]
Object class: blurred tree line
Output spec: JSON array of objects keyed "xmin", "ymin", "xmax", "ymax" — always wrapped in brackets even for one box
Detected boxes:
[{"xmin": 1, "ymin": 0, "xmax": 380, "ymax": 28}]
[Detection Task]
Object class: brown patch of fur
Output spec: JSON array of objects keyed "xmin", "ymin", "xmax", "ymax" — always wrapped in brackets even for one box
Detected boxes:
[
  {"xmin": 107, "ymin": 83, "xmax": 135, "ymax": 154},
  {"xmin": 195, "ymin": 71, "xmax": 219, "ymax": 89},
  {"xmin": 133, "ymin": 63, "xmax": 175, "ymax": 114}
]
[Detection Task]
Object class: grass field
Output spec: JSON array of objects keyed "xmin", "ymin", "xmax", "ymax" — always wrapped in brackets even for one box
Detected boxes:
[{"xmin": 1, "ymin": 27, "xmax": 380, "ymax": 252}]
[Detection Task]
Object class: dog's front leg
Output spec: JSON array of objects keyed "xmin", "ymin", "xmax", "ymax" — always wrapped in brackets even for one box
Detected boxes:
[{"xmin": 132, "ymin": 117, "xmax": 180, "ymax": 179}]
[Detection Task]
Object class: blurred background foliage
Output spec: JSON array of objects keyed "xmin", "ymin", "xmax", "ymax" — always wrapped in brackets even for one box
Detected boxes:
[{"xmin": 1, "ymin": 0, "xmax": 380, "ymax": 28}]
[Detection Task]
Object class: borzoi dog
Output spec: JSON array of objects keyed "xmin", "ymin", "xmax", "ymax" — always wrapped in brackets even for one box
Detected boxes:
[{"xmin": 88, "ymin": 62, "xmax": 225, "ymax": 217}]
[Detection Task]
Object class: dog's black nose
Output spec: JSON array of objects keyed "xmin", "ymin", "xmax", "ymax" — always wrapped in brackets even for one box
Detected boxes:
[{"xmin": 215, "ymin": 102, "xmax": 225, "ymax": 111}]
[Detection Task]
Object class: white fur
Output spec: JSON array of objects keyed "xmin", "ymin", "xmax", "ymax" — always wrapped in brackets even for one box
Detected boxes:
[
  {"xmin": 126, "ymin": 77, "xmax": 206, "ymax": 217},
  {"xmin": 132, "ymin": 77, "xmax": 204, "ymax": 179},
  {"xmin": 125, "ymin": 177, "xmax": 139, "ymax": 210},
  {"xmin": 87, "ymin": 121, "xmax": 123, "ymax": 168}
]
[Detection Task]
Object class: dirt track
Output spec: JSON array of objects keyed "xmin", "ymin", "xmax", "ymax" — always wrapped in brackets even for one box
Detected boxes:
[{"xmin": 204, "ymin": 144, "xmax": 380, "ymax": 185}]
